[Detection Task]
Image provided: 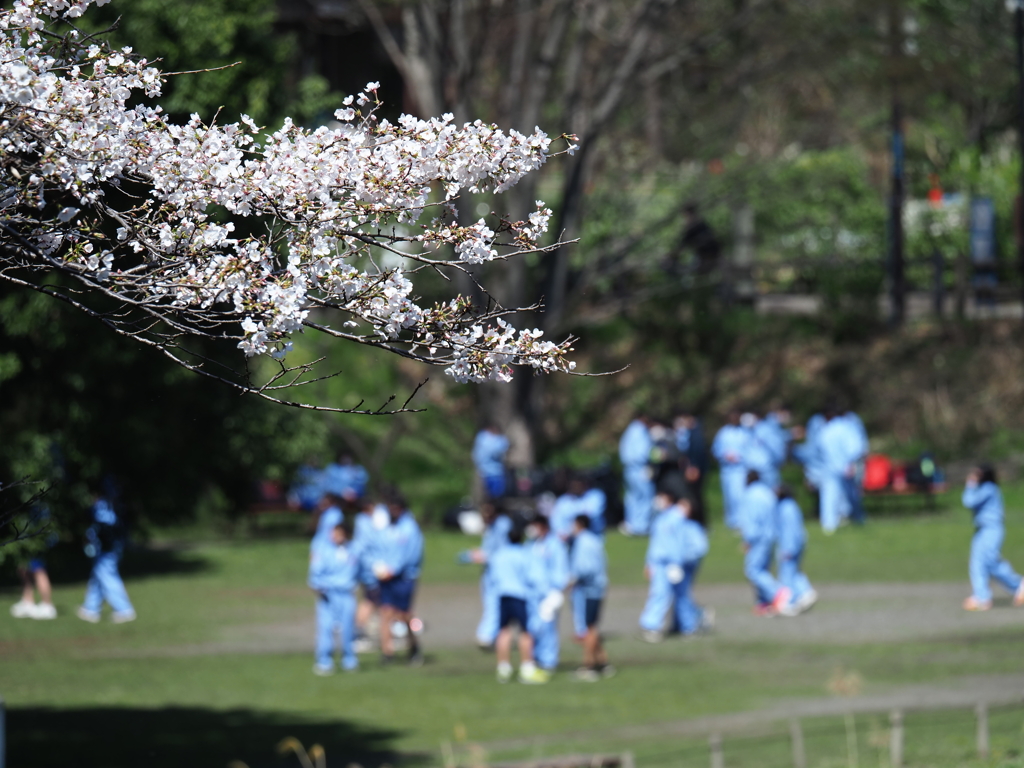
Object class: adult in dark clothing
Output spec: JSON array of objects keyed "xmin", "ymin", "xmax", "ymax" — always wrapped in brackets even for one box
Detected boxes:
[
  {"xmin": 679, "ymin": 203, "xmax": 721, "ymax": 278},
  {"xmin": 674, "ymin": 412, "xmax": 709, "ymax": 528}
]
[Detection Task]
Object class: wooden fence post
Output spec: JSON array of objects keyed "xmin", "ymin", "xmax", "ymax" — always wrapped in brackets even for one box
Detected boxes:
[
  {"xmin": 976, "ymin": 702, "xmax": 989, "ymax": 760},
  {"xmin": 889, "ymin": 710, "xmax": 903, "ymax": 768},
  {"xmin": 710, "ymin": 732, "xmax": 724, "ymax": 768},
  {"xmin": 790, "ymin": 718, "xmax": 806, "ymax": 768}
]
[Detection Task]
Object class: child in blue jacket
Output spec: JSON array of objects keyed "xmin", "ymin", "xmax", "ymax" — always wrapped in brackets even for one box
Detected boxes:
[
  {"xmin": 309, "ymin": 519, "xmax": 364, "ymax": 674},
  {"xmin": 775, "ymin": 486, "xmax": 817, "ymax": 616},
  {"xmin": 962, "ymin": 465, "xmax": 1024, "ymax": 611},
  {"xmin": 490, "ymin": 525, "xmax": 548, "ymax": 684}
]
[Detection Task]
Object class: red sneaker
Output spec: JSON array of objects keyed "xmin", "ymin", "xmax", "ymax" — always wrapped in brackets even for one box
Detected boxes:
[{"xmin": 771, "ymin": 587, "xmax": 793, "ymax": 614}]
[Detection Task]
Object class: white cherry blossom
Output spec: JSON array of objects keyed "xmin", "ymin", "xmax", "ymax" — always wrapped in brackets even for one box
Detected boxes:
[{"xmin": 0, "ymin": 0, "xmax": 579, "ymax": 412}]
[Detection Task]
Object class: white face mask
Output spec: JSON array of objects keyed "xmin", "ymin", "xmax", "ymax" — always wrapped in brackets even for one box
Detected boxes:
[
  {"xmin": 653, "ymin": 496, "xmax": 671, "ymax": 512},
  {"xmin": 525, "ymin": 524, "xmax": 540, "ymax": 541}
]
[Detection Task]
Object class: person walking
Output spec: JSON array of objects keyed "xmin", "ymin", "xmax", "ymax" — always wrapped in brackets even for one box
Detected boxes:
[{"xmin": 962, "ymin": 465, "xmax": 1024, "ymax": 611}]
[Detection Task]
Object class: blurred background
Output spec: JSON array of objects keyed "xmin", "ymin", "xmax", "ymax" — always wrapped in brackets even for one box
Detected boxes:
[
  {"xmin": 7, "ymin": 3, "xmax": 1024, "ymax": 766},
  {"xmin": 6, "ymin": 0, "xmax": 1024, "ymax": 535}
]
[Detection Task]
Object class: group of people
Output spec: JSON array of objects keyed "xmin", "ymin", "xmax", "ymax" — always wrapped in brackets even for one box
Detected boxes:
[
  {"xmin": 11, "ymin": 416, "xmax": 1024, "ymax": 680},
  {"xmin": 307, "ymin": 490, "xmax": 425, "ymax": 674},
  {"xmin": 464, "ymin": 504, "xmax": 611, "ymax": 683},
  {"xmin": 288, "ymin": 453, "xmax": 370, "ymax": 512}
]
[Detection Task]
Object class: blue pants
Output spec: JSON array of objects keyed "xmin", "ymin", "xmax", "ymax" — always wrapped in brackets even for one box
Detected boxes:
[
  {"xmin": 819, "ymin": 474, "xmax": 844, "ymax": 533},
  {"xmin": 777, "ymin": 547, "xmax": 812, "ymax": 601},
  {"xmin": 640, "ymin": 562, "xmax": 703, "ymax": 634},
  {"xmin": 623, "ymin": 464, "xmax": 654, "ymax": 534},
  {"xmin": 744, "ymin": 539, "xmax": 781, "ymax": 605},
  {"xmin": 842, "ymin": 476, "xmax": 866, "ymax": 524},
  {"xmin": 82, "ymin": 552, "xmax": 133, "ymax": 614},
  {"xmin": 483, "ymin": 474, "xmax": 505, "ymax": 499},
  {"xmin": 315, "ymin": 590, "xmax": 358, "ymax": 670},
  {"xmin": 572, "ymin": 586, "xmax": 587, "ymax": 638},
  {"xmin": 970, "ymin": 526, "xmax": 1022, "ymax": 603},
  {"xmin": 640, "ymin": 563, "xmax": 673, "ymax": 632},
  {"xmin": 476, "ymin": 572, "xmax": 500, "ymax": 645},
  {"xmin": 528, "ymin": 599, "xmax": 561, "ymax": 670},
  {"xmin": 720, "ymin": 466, "xmax": 746, "ymax": 529}
]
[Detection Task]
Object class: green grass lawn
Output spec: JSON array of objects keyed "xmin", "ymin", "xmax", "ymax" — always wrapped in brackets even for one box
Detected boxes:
[{"xmin": 5, "ymin": 482, "xmax": 1024, "ymax": 768}]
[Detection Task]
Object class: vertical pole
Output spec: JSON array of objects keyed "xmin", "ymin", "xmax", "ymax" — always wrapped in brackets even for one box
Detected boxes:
[
  {"xmin": 932, "ymin": 247, "xmax": 945, "ymax": 318},
  {"xmin": 790, "ymin": 718, "xmax": 806, "ymax": 768},
  {"xmin": 889, "ymin": 1, "xmax": 905, "ymax": 327},
  {"xmin": 845, "ymin": 713, "xmax": 859, "ymax": 768},
  {"xmin": 710, "ymin": 732, "xmax": 724, "ymax": 768},
  {"xmin": 889, "ymin": 710, "xmax": 903, "ymax": 768},
  {"xmin": 976, "ymin": 702, "xmax": 989, "ymax": 760},
  {"xmin": 1016, "ymin": 3, "xmax": 1024, "ymax": 313}
]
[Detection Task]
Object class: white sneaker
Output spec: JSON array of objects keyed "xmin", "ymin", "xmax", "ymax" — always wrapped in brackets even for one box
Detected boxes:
[
  {"xmin": 76, "ymin": 606, "xmax": 101, "ymax": 623},
  {"xmin": 10, "ymin": 600, "xmax": 35, "ymax": 618},
  {"xmin": 699, "ymin": 606, "xmax": 716, "ymax": 632},
  {"xmin": 312, "ymin": 663, "xmax": 334, "ymax": 677},
  {"xmin": 111, "ymin": 610, "xmax": 137, "ymax": 624},
  {"xmin": 796, "ymin": 589, "xmax": 819, "ymax": 612},
  {"xmin": 353, "ymin": 637, "xmax": 375, "ymax": 654},
  {"xmin": 640, "ymin": 629, "xmax": 664, "ymax": 644},
  {"xmin": 31, "ymin": 603, "xmax": 57, "ymax": 620}
]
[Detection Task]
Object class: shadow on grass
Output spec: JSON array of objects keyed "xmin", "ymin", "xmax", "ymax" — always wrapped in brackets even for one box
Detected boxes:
[
  {"xmin": 9, "ymin": 706, "xmax": 425, "ymax": 768},
  {"xmin": 1, "ymin": 544, "xmax": 213, "ymax": 588}
]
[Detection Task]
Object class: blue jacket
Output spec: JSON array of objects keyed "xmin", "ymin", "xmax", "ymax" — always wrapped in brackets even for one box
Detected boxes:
[
  {"xmin": 647, "ymin": 509, "xmax": 710, "ymax": 567},
  {"xmin": 86, "ymin": 497, "xmax": 125, "ymax": 555},
  {"xmin": 570, "ymin": 529, "xmax": 608, "ymax": 599},
  {"xmin": 488, "ymin": 542, "xmax": 535, "ymax": 599},
  {"xmin": 776, "ymin": 498, "xmax": 806, "ymax": 556},
  {"xmin": 962, "ymin": 482, "xmax": 1003, "ymax": 530},
  {"xmin": 682, "ymin": 518, "xmax": 710, "ymax": 563},
  {"xmin": 740, "ymin": 482, "xmax": 778, "ymax": 544},
  {"xmin": 619, "ymin": 420, "xmax": 653, "ymax": 468},
  {"xmin": 646, "ymin": 508, "xmax": 686, "ymax": 567},
  {"xmin": 757, "ymin": 415, "xmax": 790, "ymax": 467},
  {"xmin": 292, "ymin": 464, "xmax": 326, "ymax": 508},
  {"xmin": 530, "ymin": 533, "xmax": 570, "ymax": 597},
  {"xmin": 308, "ymin": 537, "xmax": 364, "ymax": 592},
  {"xmin": 376, "ymin": 512, "xmax": 424, "ymax": 580},
  {"xmin": 819, "ymin": 417, "xmax": 861, "ymax": 475},
  {"xmin": 311, "ymin": 505, "xmax": 343, "ymax": 550},
  {"xmin": 482, "ymin": 515, "xmax": 513, "ymax": 564},
  {"xmin": 793, "ymin": 413, "xmax": 825, "ymax": 470},
  {"xmin": 712, "ymin": 424, "xmax": 748, "ymax": 469},
  {"xmin": 473, "ymin": 430, "xmax": 509, "ymax": 478},
  {"xmin": 322, "ymin": 462, "xmax": 368, "ymax": 498},
  {"xmin": 742, "ymin": 427, "xmax": 776, "ymax": 480}
]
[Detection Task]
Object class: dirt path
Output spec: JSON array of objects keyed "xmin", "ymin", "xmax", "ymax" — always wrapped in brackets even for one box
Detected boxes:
[{"xmin": 90, "ymin": 580, "xmax": 1024, "ymax": 658}]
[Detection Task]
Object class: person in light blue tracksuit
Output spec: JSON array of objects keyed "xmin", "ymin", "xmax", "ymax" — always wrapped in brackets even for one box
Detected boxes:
[
  {"xmin": 553, "ymin": 476, "xmax": 608, "ymax": 637},
  {"xmin": 756, "ymin": 408, "xmax": 792, "ymax": 487},
  {"xmin": 570, "ymin": 515, "xmax": 612, "ymax": 679},
  {"xmin": 793, "ymin": 413, "xmax": 826, "ymax": 492},
  {"xmin": 322, "ymin": 453, "xmax": 369, "ymax": 501},
  {"xmin": 77, "ymin": 495, "xmax": 136, "ymax": 623},
  {"xmin": 619, "ymin": 415, "xmax": 655, "ymax": 536},
  {"xmin": 374, "ymin": 494, "xmax": 425, "ymax": 664},
  {"xmin": 469, "ymin": 502, "xmax": 513, "ymax": 647},
  {"xmin": 311, "ymin": 494, "xmax": 345, "ymax": 551},
  {"xmin": 817, "ymin": 408, "xmax": 868, "ymax": 533},
  {"xmin": 740, "ymin": 472, "xmax": 790, "ymax": 615},
  {"xmin": 712, "ymin": 410, "xmax": 749, "ymax": 530},
  {"xmin": 961, "ymin": 466, "xmax": 1024, "ymax": 611},
  {"xmin": 775, "ymin": 486, "xmax": 816, "ymax": 615},
  {"xmin": 527, "ymin": 515, "xmax": 570, "ymax": 671},
  {"xmin": 743, "ymin": 413, "xmax": 779, "ymax": 492},
  {"xmin": 309, "ymin": 519, "xmax": 364, "ymax": 674},
  {"xmin": 473, "ymin": 425, "xmax": 510, "ymax": 500},
  {"xmin": 640, "ymin": 487, "xmax": 711, "ymax": 640}
]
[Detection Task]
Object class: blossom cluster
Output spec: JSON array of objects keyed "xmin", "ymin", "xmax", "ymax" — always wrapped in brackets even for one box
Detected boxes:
[{"xmin": 0, "ymin": 0, "xmax": 578, "ymax": 387}]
